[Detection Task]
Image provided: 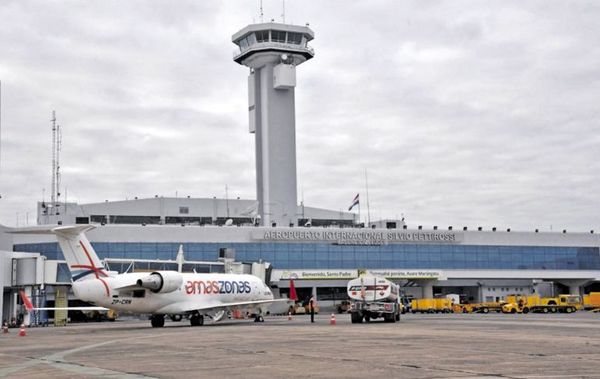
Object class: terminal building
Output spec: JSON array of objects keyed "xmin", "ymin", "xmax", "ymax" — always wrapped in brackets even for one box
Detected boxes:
[{"xmin": 2, "ymin": 20, "xmax": 600, "ymax": 322}]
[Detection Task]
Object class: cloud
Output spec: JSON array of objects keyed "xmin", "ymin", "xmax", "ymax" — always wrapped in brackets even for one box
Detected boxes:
[{"xmin": 0, "ymin": 0, "xmax": 599, "ymax": 232}]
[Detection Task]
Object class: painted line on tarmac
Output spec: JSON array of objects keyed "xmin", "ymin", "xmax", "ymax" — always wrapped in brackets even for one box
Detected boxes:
[{"xmin": 0, "ymin": 333, "xmax": 170, "ymax": 378}]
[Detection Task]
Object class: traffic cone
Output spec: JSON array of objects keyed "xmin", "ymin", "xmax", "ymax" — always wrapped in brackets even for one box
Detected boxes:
[
  {"xmin": 329, "ymin": 313, "xmax": 336, "ymax": 325},
  {"xmin": 2, "ymin": 323, "xmax": 8, "ymax": 334},
  {"xmin": 18, "ymin": 324, "xmax": 26, "ymax": 337},
  {"xmin": 288, "ymin": 312, "xmax": 292, "ymax": 321}
]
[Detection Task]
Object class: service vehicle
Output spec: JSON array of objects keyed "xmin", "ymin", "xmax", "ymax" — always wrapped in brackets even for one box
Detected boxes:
[
  {"xmin": 336, "ymin": 300, "xmax": 351, "ymax": 314},
  {"xmin": 410, "ymin": 298, "xmax": 453, "ymax": 313},
  {"xmin": 470, "ymin": 302, "xmax": 504, "ymax": 313},
  {"xmin": 347, "ymin": 275, "xmax": 401, "ymax": 323},
  {"xmin": 451, "ymin": 301, "xmax": 504, "ymax": 313},
  {"xmin": 434, "ymin": 298, "xmax": 453, "ymax": 313},
  {"xmin": 411, "ymin": 298, "xmax": 435, "ymax": 313},
  {"xmin": 502, "ymin": 295, "xmax": 580, "ymax": 314},
  {"xmin": 400, "ymin": 297, "xmax": 412, "ymax": 314},
  {"xmin": 583, "ymin": 292, "xmax": 600, "ymax": 310},
  {"xmin": 291, "ymin": 303, "xmax": 306, "ymax": 314},
  {"xmin": 453, "ymin": 303, "xmax": 472, "ymax": 313},
  {"xmin": 544, "ymin": 294, "xmax": 582, "ymax": 312},
  {"xmin": 82, "ymin": 308, "xmax": 118, "ymax": 322},
  {"xmin": 303, "ymin": 301, "xmax": 320, "ymax": 315}
]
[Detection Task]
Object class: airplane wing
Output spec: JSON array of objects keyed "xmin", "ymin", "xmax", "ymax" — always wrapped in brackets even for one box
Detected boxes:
[
  {"xmin": 28, "ymin": 306, "xmax": 109, "ymax": 311},
  {"xmin": 19, "ymin": 290, "xmax": 108, "ymax": 312},
  {"xmin": 174, "ymin": 298, "xmax": 290, "ymax": 314}
]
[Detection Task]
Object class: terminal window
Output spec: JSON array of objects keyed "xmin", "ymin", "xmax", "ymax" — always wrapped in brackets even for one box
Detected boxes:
[{"xmin": 179, "ymin": 206, "xmax": 189, "ymax": 214}]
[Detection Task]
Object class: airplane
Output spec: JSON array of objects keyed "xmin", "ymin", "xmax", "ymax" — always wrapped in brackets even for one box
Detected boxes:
[{"xmin": 16, "ymin": 225, "xmax": 286, "ymax": 327}]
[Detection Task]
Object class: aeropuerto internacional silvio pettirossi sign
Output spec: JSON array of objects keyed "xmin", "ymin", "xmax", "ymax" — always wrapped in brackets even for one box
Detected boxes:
[{"xmin": 253, "ymin": 229, "xmax": 462, "ymax": 245}]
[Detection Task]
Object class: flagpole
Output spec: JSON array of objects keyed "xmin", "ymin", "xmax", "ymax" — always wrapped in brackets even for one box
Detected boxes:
[
  {"xmin": 358, "ymin": 195, "xmax": 361, "ymax": 227},
  {"xmin": 365, "ymin": 169, "xmax": 371, "ymax": 227}
]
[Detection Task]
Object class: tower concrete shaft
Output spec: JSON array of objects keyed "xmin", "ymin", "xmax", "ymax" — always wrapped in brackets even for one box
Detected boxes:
[{"xmin": 233, "ymin": 23, "xmax": 314, "ymax": 227}]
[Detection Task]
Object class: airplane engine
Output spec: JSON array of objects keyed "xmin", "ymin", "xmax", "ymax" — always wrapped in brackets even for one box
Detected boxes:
[{"xmin": 137, "ymin": 271, "xmax": 183, "ymax": 294}]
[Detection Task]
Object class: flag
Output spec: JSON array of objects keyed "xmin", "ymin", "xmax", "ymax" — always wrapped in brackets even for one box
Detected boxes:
[
  {"xmin": 348, "ymin": 193, "xmax": 359, "ymax": 211},
  {"xmin": 289, "ymin": 279, "xmax": 298, "ymax": 301},
  {"xmin": 19, "ymin": 290, "xmax": 34, "ymax": 312}
]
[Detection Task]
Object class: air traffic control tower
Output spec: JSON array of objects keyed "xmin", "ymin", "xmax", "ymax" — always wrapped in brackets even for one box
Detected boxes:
[{"xmin": 232, "ymin": 23, "xmax": 314, "ymax": 227}]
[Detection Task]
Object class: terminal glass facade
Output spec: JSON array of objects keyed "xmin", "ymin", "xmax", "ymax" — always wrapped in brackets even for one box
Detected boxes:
[{"xmin": 14, "ymin": 242, "xmax": 600, "ymax": 271}]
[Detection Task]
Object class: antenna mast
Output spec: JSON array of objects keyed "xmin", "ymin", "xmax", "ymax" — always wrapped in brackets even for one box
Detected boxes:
[
  {"xmin": 51, "ymin": 111, "xmax": 56, "ymax": 214},
  {"xmin": 282, "ymin": 0, "xmax": 286, "ymax": 23},
  {"xmin": 50, "ymin": 111, "xmax": 62, "ymax": 216},
  {"xmin": 259, "ymin": 0, "xmax": 264, "ymax": 22},
  {"xmin": 56, "ymin": 120, "xmax": 62, "ymax": 214}
]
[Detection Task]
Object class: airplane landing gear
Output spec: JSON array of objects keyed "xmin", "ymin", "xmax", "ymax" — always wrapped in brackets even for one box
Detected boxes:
[
  {"xmin": 151, "ymin": 314, "xmax": 165, "ymax": 328},
  {"xmin": 254, "ymin": 315, "xmax": 264, "ymax": 323},
  {"xmin": 190, "ymin": 313, "xmax": 204, "ymax": 326}
]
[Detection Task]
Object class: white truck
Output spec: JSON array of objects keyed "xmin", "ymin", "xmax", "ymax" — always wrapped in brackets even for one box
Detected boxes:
[{"xmin": 347, "ymin": 275, "xmax": 401, "ymax": 323}]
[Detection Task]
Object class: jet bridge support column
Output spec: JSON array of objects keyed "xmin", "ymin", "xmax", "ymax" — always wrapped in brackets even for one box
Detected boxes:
[
  {"xmin": 415, "ymin": 280, "xmax": 435, "ymax": 299},
  {"xmin": 557, "ymin": 280, "xmax": 590, "ymax": 296}
]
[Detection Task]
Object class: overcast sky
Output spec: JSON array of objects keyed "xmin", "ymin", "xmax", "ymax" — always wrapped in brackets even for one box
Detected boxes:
[{"xmin": 0, "ymin": 0, "xmax": 599, "ymax": 232}]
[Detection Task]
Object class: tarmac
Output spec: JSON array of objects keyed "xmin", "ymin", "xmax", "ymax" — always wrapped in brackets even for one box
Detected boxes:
[{"xmin": 0, "ymin": 312, "xmax": 599, "ymax": 379}]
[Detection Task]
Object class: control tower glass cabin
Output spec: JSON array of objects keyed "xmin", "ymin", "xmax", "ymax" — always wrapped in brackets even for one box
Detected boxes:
[{"xmin": 232, "ymin": 23, "xmax": 314, "ymax": 227}]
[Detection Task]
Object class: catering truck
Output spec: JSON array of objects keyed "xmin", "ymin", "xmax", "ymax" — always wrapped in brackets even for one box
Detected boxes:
[{"xmin": 347, "ymin": 275, "xmax": 401, "ymax": 323}]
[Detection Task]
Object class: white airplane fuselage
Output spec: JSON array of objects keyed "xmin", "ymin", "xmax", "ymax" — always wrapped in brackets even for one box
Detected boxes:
[{"xmin": 73, "ymin": 272, "xmax": 274, "ymax": 315}]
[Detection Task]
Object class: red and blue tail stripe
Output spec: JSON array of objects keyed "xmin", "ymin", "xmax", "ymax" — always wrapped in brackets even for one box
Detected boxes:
[{"xmin": 70, "ymin": 241, "xmax": 110, "ymax": 296}]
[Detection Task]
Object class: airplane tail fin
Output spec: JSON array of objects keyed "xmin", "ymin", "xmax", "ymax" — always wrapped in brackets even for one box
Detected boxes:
[
  {"xmin": 52, "ymin": 225, "xmax": 107, "ymax": 282},
  {"xmin": 19, "ymin": 290, "xmax": 34, "ymax": 312}
]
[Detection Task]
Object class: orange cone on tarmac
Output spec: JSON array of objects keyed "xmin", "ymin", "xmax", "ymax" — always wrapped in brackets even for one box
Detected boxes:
[
  {"xmin": 2, "ymin": 323, "xmax": 8, "ymax": 334},
  {"xmin": 18, "ymin": 324, "xmax": 26, "ymax": 337},
  {"xmin": 330, "ymin": 313, "xmax": 336, "ymax": 325},
  {"xmin": 288, "ymin": 312, "xmax": 292, "ymax": 321}
]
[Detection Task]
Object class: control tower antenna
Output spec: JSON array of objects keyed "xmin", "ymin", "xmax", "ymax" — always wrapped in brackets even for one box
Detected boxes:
[
  {"xmin": 281, "ymin": 0, "xmax": 286, "ymax": 23},
  {"xmin": 259, "ymin": 0, "xmax": 264, "ymax": 23},
  {"xmin": 51, "ymin": 111, "xmax": 56, "ymax": 214},
  {"xmin": 56, "ymin": 120, "xmax": 62, "ymax": 214},
  {"xmin": 49, "ymin": 111, "xmax": 62, "ymax": 216},
  {"xmin": 232, "ymin": 20, "xmax": 314, "ymax": 227}
]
